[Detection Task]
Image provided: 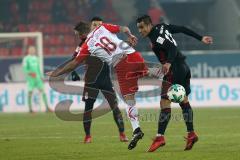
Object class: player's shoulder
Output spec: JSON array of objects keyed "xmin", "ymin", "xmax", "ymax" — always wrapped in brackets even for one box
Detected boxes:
[
  {"xmin": 102, "ymin": 23, "xmax": 117, "ymax": 27},
  {"xmin": 23, "ymin": 55, "xmax": 31, "ymax": 60},
  {"xmin": 154, "ymin": 23, "xmax": 169, "ymax": 29}
]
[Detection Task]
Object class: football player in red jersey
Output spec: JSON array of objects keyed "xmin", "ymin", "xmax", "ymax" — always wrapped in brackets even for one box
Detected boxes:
[
  {"xmin": 72, "ymin": 17, "xmax": 128, "ymax": 143},
  {"xmin": 47, "ymin": 21, "xmax": 149, "ymax": 150}
]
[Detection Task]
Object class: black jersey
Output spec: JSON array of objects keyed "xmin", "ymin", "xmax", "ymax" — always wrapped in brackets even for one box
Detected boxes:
[{"xmin": 147, "ymin": 23, "xmax": 202, "ymax": 64}]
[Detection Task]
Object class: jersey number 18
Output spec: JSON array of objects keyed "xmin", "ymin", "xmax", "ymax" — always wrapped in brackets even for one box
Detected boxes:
[{"xmin": 95, "ymin": 37, "xmax": 117, "ymax": 55}]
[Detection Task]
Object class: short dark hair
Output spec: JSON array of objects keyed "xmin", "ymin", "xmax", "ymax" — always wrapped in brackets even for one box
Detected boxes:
[
  {"xmin": 136, "ymin": 15, "xmax": 152, "ymax": 24},
  {"xmin": 91, "ymin": 16, "xmax": 103, "ymax": 22},
  {"xmin": 74, "ymin": 21, "xmax": 90, "ymax": 34}
]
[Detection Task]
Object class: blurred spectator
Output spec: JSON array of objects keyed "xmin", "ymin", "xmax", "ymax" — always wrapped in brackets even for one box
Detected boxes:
[
  {"xmin": 134, "ymin": 0, "xmax": 150, "ymax": 14},
  {"xmin": 0, "ymin": 0, "xmax": 11, "ymax": 23},
  {"xmin": 52, "ymin": 0, "xmax": 68, "ymax": 23},
  {"xmin": 76, "ymin": 0, "xmax": 92, "ymax": 20},
  {"xmin": 18, "ymin": 0, "xmax": 29, "ymax": 23},
  {"xmin": 0, "ymin": 22, "xmax": 4, "ymax": 32},
  {"xmin": 148, "ymin": 0, "xmax": 168, "ymax": 24}
]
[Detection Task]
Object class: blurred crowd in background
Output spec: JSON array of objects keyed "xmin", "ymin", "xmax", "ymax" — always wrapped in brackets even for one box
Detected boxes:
[{"xmin": 0, "ymin": 0, "xmax": 238, "ymax": 56}]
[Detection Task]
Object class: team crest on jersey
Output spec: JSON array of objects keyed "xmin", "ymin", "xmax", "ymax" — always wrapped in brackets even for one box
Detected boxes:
[{"xmin": 156, "ymin": 36, "xmax": 165, "ymax": 44}]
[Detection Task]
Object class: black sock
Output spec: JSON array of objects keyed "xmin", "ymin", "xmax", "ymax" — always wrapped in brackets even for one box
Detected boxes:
[
  {"xmin": 83, "ymin": 98, "xmax": 95, "ymax": 136},
  {"xmin": 112, "ymin": 107, "xmax": 125, "ymax": 133},
  {"xmin": 103, "ymin": 90, "xmax": 125, "ymax": 133},
  {"xmin": 180, "ymin": 102, "xmax": 194, "ymax": 132},
  {"xmin": 133, "ymin": 127, "xmax": 141, "ymax": 134},
  {"xmin": 158, "ymin": 108, "xmax": 171, "ymax": 135}
]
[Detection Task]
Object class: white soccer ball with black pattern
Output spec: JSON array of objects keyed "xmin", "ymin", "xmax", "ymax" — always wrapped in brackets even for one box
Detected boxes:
[{"xmin": 167, "ymin": 84, "xmax": 186, "ymax": 103}]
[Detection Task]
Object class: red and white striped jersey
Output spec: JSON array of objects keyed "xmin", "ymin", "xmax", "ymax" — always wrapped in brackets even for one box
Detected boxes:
[{"xmin": 75, "ymin": 23, "xmax": 135, "ymax": 65}]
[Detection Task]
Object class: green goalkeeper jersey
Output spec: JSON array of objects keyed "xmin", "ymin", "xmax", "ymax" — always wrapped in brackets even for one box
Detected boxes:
[{"xmin": 22, "ymin": 55, "xmax": 42, "ymax": 80}]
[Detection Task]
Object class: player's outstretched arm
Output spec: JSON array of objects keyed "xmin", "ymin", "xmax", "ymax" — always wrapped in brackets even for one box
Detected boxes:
[
  {"xmin": 46, "ymin": 59, "xmax": 80, "ymax": 77},
  {"xmin": 120, "ymin": 26, "xmax": 138, "ymax": 46},
  {"xmin": 168, "ymin": 24, "xmax": 213, "ymax": 44}
]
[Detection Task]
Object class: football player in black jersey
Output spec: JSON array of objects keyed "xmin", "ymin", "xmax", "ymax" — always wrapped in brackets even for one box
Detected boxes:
[{"xmin": 136, "ymin": 15, "xmax": 213, "ymax": 152}]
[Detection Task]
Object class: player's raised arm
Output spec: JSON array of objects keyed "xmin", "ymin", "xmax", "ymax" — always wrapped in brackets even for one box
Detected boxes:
[
  {"xmin": 103, "ymin": 23, "xmax": 137, "ymax": 46},
  {"xmin": 167, "ymin": 24, "xmax": 213, "ymax": 44},
  {"xmin": 120, "ymin": 26, "xmax": 138, "ymax": 46}
]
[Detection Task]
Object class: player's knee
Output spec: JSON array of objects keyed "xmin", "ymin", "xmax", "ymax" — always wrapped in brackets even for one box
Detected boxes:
[
  {"xmin": 107, "ymin": 96, "xmax": 118, "ymax": 108},
  {"xmin": 124, "ymin": 99, "xmax": 136, "ymax": 106},
  {"xmin": 160, "ymin": 99, "xmax": 171, "ymax": 109},
  {"xmin": 112, "ymin": 106, "xmax": 121, "ymax": 115},
  {"xmin": 84, "ymin": 98, "xmax": 96, "ymax": 111},
  {"xmin": 123, "ymin": 94, "xmax": 136, "ymax": 106}
]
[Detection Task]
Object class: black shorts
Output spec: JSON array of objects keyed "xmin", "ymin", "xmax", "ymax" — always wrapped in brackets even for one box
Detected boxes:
[
  {"xmin": 82, "ymin": 60, "xmax": 116, "ymax": 101},
  {"xmin": 161, "ymin": 61, "xmax": 191, "ymax": 99}
]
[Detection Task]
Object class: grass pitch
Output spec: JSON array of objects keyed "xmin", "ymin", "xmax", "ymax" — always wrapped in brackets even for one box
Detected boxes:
[{"xmin": 0, "ymin": 108, "xmax": 240, "ymax": 160}]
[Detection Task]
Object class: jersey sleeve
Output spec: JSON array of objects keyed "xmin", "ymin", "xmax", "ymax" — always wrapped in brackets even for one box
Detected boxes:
[
  {"xmin": 74, "ymin": 42, "xmax": 90, "ymax": 63},
  {"xmin": 102, "ymin": 23, "xmax": 120, "ymax": 33},
  {"xmin": 167, "ymin": 24, "xmax": 202, "ymax": 41},
  {"xmin": 73, "ymin": 41, "xmax": 85, "ymax": 58}
]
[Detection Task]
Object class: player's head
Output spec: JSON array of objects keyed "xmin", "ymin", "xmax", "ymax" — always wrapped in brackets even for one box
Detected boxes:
[
  {"xmin": 74, "ymin": 21, "xmax": 91, "ymax": 40},
  {"xmin": 27, "ymin": 46, "xmax": 36, "ymax": 55},
  {"xmin": 90, "ymin": 16, "xmax": 103, "ymax": 30},
  {"xmin": 136, "ymin": 15, "xmax": 153, "ymax": 37}
]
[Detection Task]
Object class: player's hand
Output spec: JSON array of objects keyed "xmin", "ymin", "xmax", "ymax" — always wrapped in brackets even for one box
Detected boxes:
[
  {"xmin": 71, "ymin": 71, "xmax": 81, "ymax": 81},
  {"xmin": 127, "ymin": 35, "xmax": 138, "ymax": 46},
  {"xmin": 29, "ymin": 73, "xmax": 36, "ymax": 78},
  {"xmin": 162, "ymin": 63, "xmax": 171, "ymax": 75},
  {"xmin": 46, "ymin": 71, "xmax": 55, "ymax": 77},
  {"xmin": 202, "ymin": 36, "xmax": 213, "ymax": 44}
]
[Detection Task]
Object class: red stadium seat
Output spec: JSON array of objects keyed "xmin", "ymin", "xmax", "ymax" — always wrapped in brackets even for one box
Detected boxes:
[
  {"xmin": 44, "ymin": 47, "xmax": 51, "ymax": 55},
  {"xmin": 18, "ymin": 24, "xmax": 27, "ymax": 32},
  {"xmin": 38, "ymin": 13, "xmax": 51, "ymax": 23},
  {"xmin": 49, "ymin": 36, "xmax": 61, "ymax": 46},
  {"xmin": 11, "ymin": 48, "xmax": 22, "ymax": 56},
  {"xmin": 28, "ymin": 24, "xmax": 39, "ymax": 32},
  {"xmin": 55, "ymin": 47, "xmax": 66, "ymax": 55},
  {"xmin": 0, "ymin": 48, "xmax": 10, "ymax": 56},
  {"xmin": 57, "ymin": 24, "xmax": 71, "ymax": 33},
  {"xmin": 43, "ymin": 24, "xmax": 55, "ymax": 34},
  {"xmin": 64, "ymin": 35, "xmax": 75, "ymax": 45}
]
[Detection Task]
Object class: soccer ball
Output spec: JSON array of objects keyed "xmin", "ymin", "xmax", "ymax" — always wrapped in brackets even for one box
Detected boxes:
[{"xmin": 167, "ymin": 84, "xmax": 186, "ymax": 103}]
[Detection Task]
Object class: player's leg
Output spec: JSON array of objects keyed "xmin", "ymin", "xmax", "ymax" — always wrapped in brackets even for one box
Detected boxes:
[
  {"xmin": 123, "ymin": 94, "xmax": 144, "ymax": 150},
  {"xmin": 174, "ymin": 63, "xmax": 198, "ymax": 150},
  {"xmin": 38, "ymin": 89, "xmax": 52, "ymax": 112},
  {"xmin": 26, "ymin": 79, "xmax": 34, "ymax": 113},
  {"xmin": 148, "ymin": 73, "xmax": 172, "ymax": 152},
  {"xmin": 114, "ymin": 52, "xmax": 148, "ymax": 150},
  {"xmin": 180, "ymin": 96, "xmax": 198, "ymax": 150},
  {"xmin": 27, "ymin": 91, "xmax": 33, "ymax": 113},
  {"xmin": 82, "ymin": 85, "xmax": 99, "ymax": 143},
  {"xmin": 37, "ymin": 79, "xmax": 51, "ymax": 112},
  {"xmin": 101, "ymin": 85, "xmax": 128, "ymax": 142}
]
